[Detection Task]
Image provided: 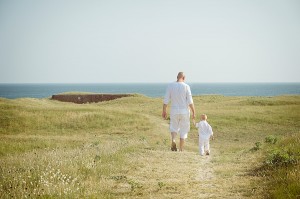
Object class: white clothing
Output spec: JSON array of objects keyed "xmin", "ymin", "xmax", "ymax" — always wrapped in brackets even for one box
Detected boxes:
[
  {"xmin": 196, "ymin": 120, "xmax": 213, "ymax": 155},
  {"xmin": 169, "ymin": 113, "xmax": 190, "ymax": 139},
  {"xmin": 199, "ymin": 137, "xmax": 210, "ymax": 156},
  {"xmin": 163, "ymin": 82, "xmax": 193, "ymax": 115},
  {"xmin": 195, "ymin": 121, "xmax": 213, "ymax": 140},
  {"xmin": 164, "ymin": 81, "xmax": 193, "ymax": 138}
]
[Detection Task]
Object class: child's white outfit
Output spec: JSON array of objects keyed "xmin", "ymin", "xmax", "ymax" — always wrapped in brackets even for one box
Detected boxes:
[{"xmin": 195, "ymin": 120, "xmax": 213, "ymax": 155}]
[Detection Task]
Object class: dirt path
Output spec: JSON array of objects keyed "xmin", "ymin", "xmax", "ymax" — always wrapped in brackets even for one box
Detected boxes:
[
  {"xmin": 123, "ymin": 115, "xmax": 253, "ymax": 198},
  {"xmin": 126, "ymin": 148, "xmax": 243, "ymax": 198}
]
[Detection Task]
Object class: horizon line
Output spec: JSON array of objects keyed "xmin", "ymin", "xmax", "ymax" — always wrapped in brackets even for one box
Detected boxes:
[{"xmin": 0, "ymin": 82, "xmax": 300, "ymax": 84}]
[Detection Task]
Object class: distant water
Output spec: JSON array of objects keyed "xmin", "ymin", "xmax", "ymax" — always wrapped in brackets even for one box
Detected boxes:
[{"xmin": 0, "ymin": 83, "xmax": 299, "ymax": 99}]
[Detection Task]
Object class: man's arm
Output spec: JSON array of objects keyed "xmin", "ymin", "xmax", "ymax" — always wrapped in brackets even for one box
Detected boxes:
[
  {"xmin": 186, "ymin": 85, "xmax": 195, "ymax": 119},
  {"xmin": 189, "ymin": 103, "xmax": 195, "ymax": 120},
  {"xmin": 162, "ymin": 104, "xmax": 168, "ymax": 119}
]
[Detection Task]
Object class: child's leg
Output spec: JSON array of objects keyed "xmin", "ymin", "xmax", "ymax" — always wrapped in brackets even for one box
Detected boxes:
[
  {"xmin": 199, "ymin": 137, "xmax": 205, "ymax": 155},
  {"xmin": 204, "ymin": 139, "xmax": 210, "ymax": 154}
]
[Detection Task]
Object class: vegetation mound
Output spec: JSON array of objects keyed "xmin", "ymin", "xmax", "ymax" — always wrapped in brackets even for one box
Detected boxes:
[{"xmin": 0, "ymin": 95, "xmax": 299, "ymax": 198}]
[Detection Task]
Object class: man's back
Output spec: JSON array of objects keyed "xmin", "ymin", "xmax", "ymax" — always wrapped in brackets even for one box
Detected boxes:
[{"xmin": 163, "ymin": 82, "xmax": 193, "ymax": 115}]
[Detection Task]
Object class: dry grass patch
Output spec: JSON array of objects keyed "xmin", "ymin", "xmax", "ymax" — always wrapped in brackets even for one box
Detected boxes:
[{"xmin": 0, "ymin": 95, "xmax": 299, "ymax": 198}]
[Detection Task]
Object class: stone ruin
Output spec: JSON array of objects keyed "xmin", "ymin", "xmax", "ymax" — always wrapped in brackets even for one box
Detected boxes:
[{"xmin": 51, "ymin": 94, "xmax": 132, "ymax": 104}]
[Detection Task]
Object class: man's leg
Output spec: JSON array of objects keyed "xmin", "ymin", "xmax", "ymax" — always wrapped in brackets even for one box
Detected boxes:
[
  {"xmin": 179, "ymin": 138, "xmax": 184, "ymax": 151},
  {"xmin": 178, "ymin": 113, "xmax": 190, "ymax": 152},
  {"xmin": 169, "ymin": 113, "xmax": 179, "ymax": 151},
  {"xmin": 171, "ymin": 132, "xmax": 177, "ymax": 151}
]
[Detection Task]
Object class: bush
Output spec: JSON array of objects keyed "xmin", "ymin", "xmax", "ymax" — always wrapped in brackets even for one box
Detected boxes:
[
  {"xmin": 265, "ymin": 135, "xmax": 278, "ymax": 144},
  {"xmin": 250, "ymin": 142, "xmax": 262, "ymax": 151},
  {"xmin": 256, "ymin": 134, "xmax": 300, "ymax": 199},
  {"xmin": 265, "ymin": 149, "xmax": 298, "ymax": 167}
]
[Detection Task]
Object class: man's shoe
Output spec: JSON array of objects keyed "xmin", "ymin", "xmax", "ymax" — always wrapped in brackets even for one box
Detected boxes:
[{"xmin": 171, "ymin": 142, "xmax": 177, "ymax": 151}]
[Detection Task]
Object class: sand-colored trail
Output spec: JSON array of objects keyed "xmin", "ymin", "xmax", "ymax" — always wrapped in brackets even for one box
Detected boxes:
[
  {"xmin": 124, "ymin": 147, "xmax": 250, "ymax": 198},
  {"xmin": 121, "ymin": 114, "xmax": 255, "ymax": 198}
]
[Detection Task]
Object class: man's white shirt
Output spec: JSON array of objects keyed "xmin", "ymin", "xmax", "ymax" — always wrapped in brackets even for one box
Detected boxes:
[{"xmin": 163, "ymin": 82, "xmax": 193, "ymax": 115}]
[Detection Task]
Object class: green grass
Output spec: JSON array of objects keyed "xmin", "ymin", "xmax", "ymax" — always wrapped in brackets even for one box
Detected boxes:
[
  {"xmin": 253, "ymin": 133, "xmax": 300, "ymax": 198},
  {"xmin": 0, "ymin": 95, "xmax": 299, "ymax": 198}
]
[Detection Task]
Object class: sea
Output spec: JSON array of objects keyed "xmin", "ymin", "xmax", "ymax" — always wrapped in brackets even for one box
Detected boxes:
[{"xmin": 0, "ymin": 83, "xmax": 299, "ymax": 99}]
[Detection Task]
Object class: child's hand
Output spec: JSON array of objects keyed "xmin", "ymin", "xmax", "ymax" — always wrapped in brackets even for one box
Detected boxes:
[
  {"xmin": 211, "ymin": 135, "xmax": 214, "ymax": 140},
  {"xmin": 192, "ymin": 119, "xmax": 196, "ymax": 126}
]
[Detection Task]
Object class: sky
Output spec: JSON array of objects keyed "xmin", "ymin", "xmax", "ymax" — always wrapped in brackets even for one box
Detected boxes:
[{"xmin": 0, "ymin": 0, "xmax": 299, "ymax": 83}]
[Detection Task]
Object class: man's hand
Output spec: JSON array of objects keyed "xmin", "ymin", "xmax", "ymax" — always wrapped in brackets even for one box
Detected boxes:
[
  {"xmin": 162, "ymin": 111, "xmax": 167, "ymax": 119},
  {"xmin": 192, "ymin": 118, "xmax": 196, "ymax": 126},
  {"xmin": 192, "ymin": 113, "xmax": 195, "ymax": 120},
  {"xmin": 189, "ymin": 103, "xmax": 196, "ymax": 120},
  {"xmin": 162, "ymin": 104, "xmax": 168, "ymax": 119}
]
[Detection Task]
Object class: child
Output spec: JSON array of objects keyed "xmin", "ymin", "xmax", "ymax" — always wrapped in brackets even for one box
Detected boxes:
[{"xmin": 194, "ymin": 114, "xmax": 214, "ymax": 156}]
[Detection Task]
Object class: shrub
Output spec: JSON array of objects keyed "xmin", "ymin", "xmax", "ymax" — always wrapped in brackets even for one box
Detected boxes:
[
  {"xmin": 265, "ymin": 135, "xmax": 278, "ymax": 144},
  {"xmin": 265, "ymin": 149, "xmax": 298, "ymax": 167},
  {"xmin": 250, "ymin": 142, "xmax": 262, "ymax": 151},
  {"xmin": 256, "ymin": 134, "xmax": 300, "ymax": 198},
  {"xmin": 158, "ymin": 181, "xmax": 166, "ymax": 190}
]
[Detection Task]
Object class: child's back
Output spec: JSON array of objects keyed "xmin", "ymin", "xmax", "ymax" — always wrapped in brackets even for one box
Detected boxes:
[
  {"xmin": 196, "ymin": 120, "xmax": 213, "ymax": 139},
  {"xmin": 194, "ymin": 114, "xmax": 214, "ymax": 156}
]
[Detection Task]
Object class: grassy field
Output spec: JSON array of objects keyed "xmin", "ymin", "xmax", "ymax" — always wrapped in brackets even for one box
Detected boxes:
[{"xmin": 0, "ymin": 95, "xmax": 299, "ymax": 198}]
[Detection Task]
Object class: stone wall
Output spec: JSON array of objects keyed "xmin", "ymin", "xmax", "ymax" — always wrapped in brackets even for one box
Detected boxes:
[{"xmin": 51, "ymin": 94, "xmax": 132, "ymax": 104}]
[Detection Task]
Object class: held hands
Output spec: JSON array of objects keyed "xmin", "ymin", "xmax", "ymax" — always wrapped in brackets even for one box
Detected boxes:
[{"xmin": 192, "ymin": 113, "xmax": 195, "ymax": 120}]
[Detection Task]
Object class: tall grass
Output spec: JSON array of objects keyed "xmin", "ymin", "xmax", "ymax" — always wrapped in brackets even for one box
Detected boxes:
[
  {"xmin": 192, "ymin": 95, "xmax": 300, "ymax": 198},
  {"xmin": 0, "ymin": 95, "xmax": 299, "ymax": 198},
  {"xmin": 252, "ymin": 133, "xmax": 300, "ymax": 198},
  {"xmin": 0, "ymin": 95, "xmax": 169, "ymax": 198}
]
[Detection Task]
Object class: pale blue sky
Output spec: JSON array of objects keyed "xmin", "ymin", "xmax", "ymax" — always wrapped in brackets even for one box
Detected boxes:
[{"xmin": 0, "ymin": 0, "xmax": 299, "ymax": 83}]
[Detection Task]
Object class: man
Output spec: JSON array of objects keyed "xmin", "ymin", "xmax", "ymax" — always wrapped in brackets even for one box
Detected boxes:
[{"xmin": 162, "ymin": 72, "xmax": 196, "ymax": 151}]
